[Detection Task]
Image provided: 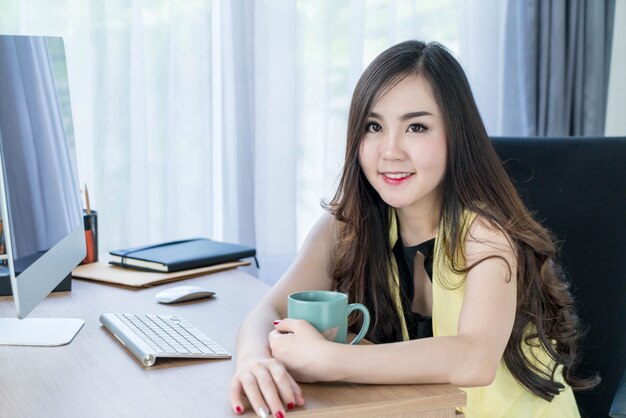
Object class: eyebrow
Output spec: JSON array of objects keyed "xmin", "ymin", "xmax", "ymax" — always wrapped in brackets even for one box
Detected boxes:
[{"xmin": 368, "ymin": 111, "xmax": 434, "ymax": 121}]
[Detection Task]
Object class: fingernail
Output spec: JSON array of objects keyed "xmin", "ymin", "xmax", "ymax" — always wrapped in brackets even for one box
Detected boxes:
[
  {"xmin": 235, "ymin": 405, "xmax": 243, "ymax": 414},
  {"xmin": 273, "ymin": 320, "xmax": 280, "ymax": 325},
  {"xmin": 275, "ymin": 412, "xmax": 284, "ymax": 418},
  {"xmin": 258, "ymin": 407, "xmax": 270, "ymax": 418},
  {"xmin": 287, "ymin": 402, "xmax": 295, "ymax": 410}
]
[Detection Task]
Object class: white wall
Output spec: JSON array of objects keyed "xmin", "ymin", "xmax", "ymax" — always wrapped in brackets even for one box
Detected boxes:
[{"xmin": 605, "ymin": 0, "xmax": 626, "ymax": 135}]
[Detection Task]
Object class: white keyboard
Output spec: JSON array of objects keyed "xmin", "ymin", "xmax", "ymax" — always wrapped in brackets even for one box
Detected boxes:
[{"xmin": 100, "ymin": 313, "xmax": 231, "ymax": 366}]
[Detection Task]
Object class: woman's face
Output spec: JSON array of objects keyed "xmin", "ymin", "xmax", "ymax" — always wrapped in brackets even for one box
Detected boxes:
[{"xmin": 358, "ymin": 74, "xmax": 447, "ymax": 215}]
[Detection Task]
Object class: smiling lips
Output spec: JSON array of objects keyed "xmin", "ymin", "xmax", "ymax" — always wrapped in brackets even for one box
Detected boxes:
[{"xmin": 381, "ymin": 172, "xmax": 415, "ymax": 185}]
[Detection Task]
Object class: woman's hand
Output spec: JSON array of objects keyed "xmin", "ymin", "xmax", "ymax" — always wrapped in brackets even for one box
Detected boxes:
[
  {"xmin": 229, "ymin": 356, "xmax": 304, "ymax": 417},
  {"xmin": 269, "ymin": 319, "xmax": 336, "ymax": 383}
]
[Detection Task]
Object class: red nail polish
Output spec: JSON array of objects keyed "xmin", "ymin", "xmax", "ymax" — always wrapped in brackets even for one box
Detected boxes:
[
  {"xmin": 273, "ymin": 320, "xmax": 280, "ymax": 325},
  {"xmin": 235, "ymin": 405, "xmax": 242, "ymax": 414},
  {"xmin": 287, "ymin": 402, "xmax": 294, "ymax": 410},
  {"xmin": 276, "ymin": 411, "xmax": 284, "ymax": 418}
]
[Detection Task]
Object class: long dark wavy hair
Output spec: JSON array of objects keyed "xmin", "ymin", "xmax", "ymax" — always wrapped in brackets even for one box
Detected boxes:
[{"xmin": 325, "ymin": 40, "xmax": 599, "ymax": 401}]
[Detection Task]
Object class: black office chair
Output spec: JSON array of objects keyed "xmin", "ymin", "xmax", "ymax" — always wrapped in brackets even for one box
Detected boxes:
[
  {"xmin": 491, "ymin": 136, "xmax": 626, "ymax": 418},
  {"xmin": 612, "ymin": 369, "xmax": 626, "ymax": 417}
]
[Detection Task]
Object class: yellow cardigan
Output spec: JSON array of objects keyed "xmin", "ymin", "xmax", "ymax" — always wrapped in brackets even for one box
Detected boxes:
[{"xmin": 387, "ymin": 209, "xmax": 580, "ymax": 417}]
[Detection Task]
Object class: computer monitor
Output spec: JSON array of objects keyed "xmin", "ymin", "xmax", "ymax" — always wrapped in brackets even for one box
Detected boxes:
[{"xmin": 0, "ymin": 35, "xmax": 85, "ymax": 345}]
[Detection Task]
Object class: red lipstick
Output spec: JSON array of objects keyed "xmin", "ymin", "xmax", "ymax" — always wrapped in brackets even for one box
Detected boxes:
[{"xmin": 381, "ymin": 172, "xmax": 414, "ymax": 185}]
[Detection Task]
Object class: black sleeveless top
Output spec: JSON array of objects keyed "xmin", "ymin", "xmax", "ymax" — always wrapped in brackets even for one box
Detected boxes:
[{"xmin": 391, "ymin": 232, "xmax": 436, "ymax": 340}]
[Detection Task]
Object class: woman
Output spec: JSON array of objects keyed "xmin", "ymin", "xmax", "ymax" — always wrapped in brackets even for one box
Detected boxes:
[{"xmin": 229, "ymin": 40, "xmax": 597, "ymax": 418}]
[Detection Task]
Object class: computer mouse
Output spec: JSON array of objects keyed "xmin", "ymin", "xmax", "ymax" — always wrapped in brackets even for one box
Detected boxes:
[{"xmin": 155, "ymin": 285, "xmax": 215, "ymax": 304}]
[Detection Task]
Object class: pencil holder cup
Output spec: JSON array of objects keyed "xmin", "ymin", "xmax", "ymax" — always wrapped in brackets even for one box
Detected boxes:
[{"xmin": 81, "ymin": 209, "xmax": 98, "ymax": 264}]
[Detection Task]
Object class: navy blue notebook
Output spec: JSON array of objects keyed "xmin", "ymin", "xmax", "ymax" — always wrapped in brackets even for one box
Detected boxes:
[{"xmin": 109, "ymin": 238, "xmax": 256, "ymax": 273}]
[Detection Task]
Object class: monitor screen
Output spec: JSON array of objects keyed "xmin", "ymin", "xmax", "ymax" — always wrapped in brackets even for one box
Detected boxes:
[{"xmin": 0, "ymin": 35, "xmax": 84, "ymax": 318}]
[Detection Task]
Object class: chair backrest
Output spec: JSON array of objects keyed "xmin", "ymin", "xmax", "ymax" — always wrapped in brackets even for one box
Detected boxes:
[{"xmin": 491, "ymin": 136, "xmax": 626, "ymax": 417}]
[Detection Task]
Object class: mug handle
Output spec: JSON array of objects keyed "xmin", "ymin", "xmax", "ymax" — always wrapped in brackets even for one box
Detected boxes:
[{"xmin": 347, "ymin": 303, "xmax": 370, "ymax": 345}]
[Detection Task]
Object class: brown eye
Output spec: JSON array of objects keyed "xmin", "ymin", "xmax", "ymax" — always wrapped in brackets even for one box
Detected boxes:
[
  {"xmin": 366, "ymin": 122, "xmax": 382, "ymax": 133},
  {"xmin": 408, "ymin": 123, "xmax": 426, "ymax": 133}
]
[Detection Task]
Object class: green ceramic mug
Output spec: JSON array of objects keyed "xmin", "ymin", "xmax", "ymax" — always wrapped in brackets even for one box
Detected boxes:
[{"xmin": 287, "ymin": 290, "xmax": 370, "ymax": 345}]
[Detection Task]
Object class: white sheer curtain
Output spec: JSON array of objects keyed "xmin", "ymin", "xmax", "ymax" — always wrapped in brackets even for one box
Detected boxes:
[
  {"xmin": 458, "ymin": 0, "xmax": 505, "ymax": 135},
  {"xmin": 0, "ymin": 1, "xmax": 217, "ymax": 254},
  {"xmin": 0, "ymin": 0, "xmax": 487, "ymax": 286}
]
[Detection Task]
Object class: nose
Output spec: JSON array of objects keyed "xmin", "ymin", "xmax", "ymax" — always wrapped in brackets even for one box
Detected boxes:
[{"xmin": 382, "ymin": 129, "xmax": 405, "ymax": 160}]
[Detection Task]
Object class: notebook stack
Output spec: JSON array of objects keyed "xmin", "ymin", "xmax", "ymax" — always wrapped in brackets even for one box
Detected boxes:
[{"xmin": 72, "ymin": 238, "xmax": 256, "ymax": 288}]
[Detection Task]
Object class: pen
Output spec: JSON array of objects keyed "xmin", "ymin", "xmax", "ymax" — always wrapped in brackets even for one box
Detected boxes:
[{"xmin": 85, "ymin": 184, "xmax": 92, "ymax": 216}]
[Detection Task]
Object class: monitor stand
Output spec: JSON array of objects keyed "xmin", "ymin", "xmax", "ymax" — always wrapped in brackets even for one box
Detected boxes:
[{"xmin": 0, "ymin": 318, "xmax": 84, "ymax": 346}]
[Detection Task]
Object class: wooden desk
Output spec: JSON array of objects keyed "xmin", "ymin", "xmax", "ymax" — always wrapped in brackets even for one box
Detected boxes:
[{"xmin": 0, "ymin": 269, "xmax": 465, "ymax": 418}]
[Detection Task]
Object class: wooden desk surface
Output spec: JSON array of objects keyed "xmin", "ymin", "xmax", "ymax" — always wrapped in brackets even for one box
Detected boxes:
[{"xmin": 0, "ymin": 269, "xmax": 465, "ymax": 418}]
